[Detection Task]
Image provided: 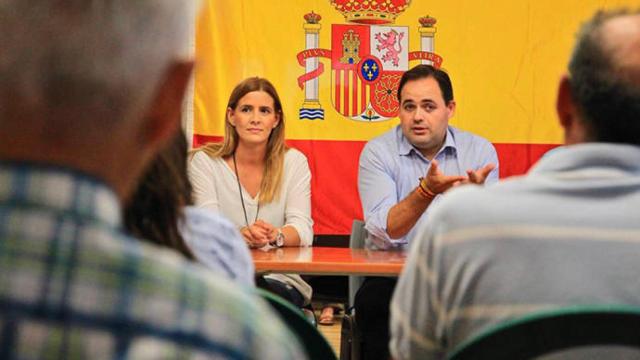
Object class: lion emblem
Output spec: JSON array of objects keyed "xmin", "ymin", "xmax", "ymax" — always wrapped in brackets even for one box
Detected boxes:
[{"xmin": 374, "ymin": 29, "xmax": 404, "ymax": 67}]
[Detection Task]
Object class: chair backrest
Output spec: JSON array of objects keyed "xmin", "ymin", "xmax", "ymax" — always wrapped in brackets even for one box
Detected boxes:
[
  {"xmin": 256, "ymin": 288, "xmax": 337, "ymax": 360},
  {"xmin": 349, "ymin": 219, "xmax": 367, "ymax": 249},
  {"xmin": 448, "ymin": 304, "xmax": 640, "ymax": 360},
  {"xmin": 348, "ymin": 219, "xmax": 367, "ymax": 307}
]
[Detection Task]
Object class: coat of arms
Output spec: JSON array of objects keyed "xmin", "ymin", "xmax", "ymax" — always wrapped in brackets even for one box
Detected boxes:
[{"xmin": 297, "ymin": 0, "xmax": 442, "ymax": 121}]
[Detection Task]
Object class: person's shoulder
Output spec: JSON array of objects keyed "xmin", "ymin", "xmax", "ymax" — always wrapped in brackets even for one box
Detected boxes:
[
  {"xmin": 438, "ymin": 183, "xmax": 492, "ymax": 209},
  {"xmin": 105, "ymin": 234, "xmax": 302, "ymax": 357},
  {"xmin": 450, "ymin": 126, "xmax": 493, "ymax": 146},
  {"xmin": 174, "ymin": 256, "xmax": 304, "ymax": 358},
  {"xmin": 449, "ymin": 126, "xmax": 497, "ymax": 160},
  {"xmin": 190, "ymin": 148, "xmax": 225, "ymax": 168},
  {"xmin": 428, "ymin": 175, "xmax": 529, "ymax": 230},
  {"xmin": 190, "ymin": 148, "xmax": 215, "ymax": 163},
  {"xmin": 90, "ymin": 230, "xmax": 250, "ymax": 310},
  {"xmin": 368, "ymin": 125, "xmax": 398, "ymax": 145},
  {"xmin": 285, "ymin": 147, "xmax": 307, "ymax": 160},
  {"xmin": 362, "ymin": 125, "xmax": 399, "ymax": 155},
  {"xmin": 183, "ymin": 206, "xmax": 237, "ymax": 236},
  {"xmin": 285, "ymin": 147, "xmax": 310, "ymax": 168}
]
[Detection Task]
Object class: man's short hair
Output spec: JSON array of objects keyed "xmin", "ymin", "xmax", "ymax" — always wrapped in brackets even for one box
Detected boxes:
[
  {"xmin": 0, "ymin": 0, "xmax": 197, "ymax": 130},
  {"xmin": 396, "ymin": 64, "xmax": 454, "ymax": 104},
  {"xmin": 568, "ymin": 8, "xmax": 640, "ymax": 145}
]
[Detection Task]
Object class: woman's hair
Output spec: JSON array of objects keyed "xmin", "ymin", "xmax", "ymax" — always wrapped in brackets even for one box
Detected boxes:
[
  {"xmin": 196, "ymin": 77, "xmax": 287, "ymax": 204},
  {"xmin": 124, "ymin": 128, "xmax": 195, "ymax": 259}
]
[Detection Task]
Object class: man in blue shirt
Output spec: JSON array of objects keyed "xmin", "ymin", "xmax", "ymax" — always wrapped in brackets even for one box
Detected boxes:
[
  {"xmin": 0, "ymin": 1, "xmax": 305, "ymax": 359},
  {"xmin": 355, "ymin": 64, "xmax": 498, "ymax": 359}
]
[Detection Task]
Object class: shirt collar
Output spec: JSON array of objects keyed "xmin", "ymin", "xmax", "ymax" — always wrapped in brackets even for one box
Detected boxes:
[
  {"xmin": 397, "ymin": 125, "xmax": 458, "ymax": 158},
  {"xmin": 0, "ymin": 162, "xmax": 122, "ymax": 228}
]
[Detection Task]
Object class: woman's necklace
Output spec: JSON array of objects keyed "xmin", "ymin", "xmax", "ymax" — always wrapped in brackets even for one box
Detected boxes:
[{"xmin": 233, "ymin": 153, "xmax": 259, "ymax": 227}]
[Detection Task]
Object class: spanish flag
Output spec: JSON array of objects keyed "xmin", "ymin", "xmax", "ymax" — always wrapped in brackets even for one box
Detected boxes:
[{"xmin": 193, "ymin": 0, "xmax": 635, "ymax": 235}]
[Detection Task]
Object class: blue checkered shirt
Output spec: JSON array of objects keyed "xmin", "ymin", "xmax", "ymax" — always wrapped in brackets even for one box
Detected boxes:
[{"xmin": 0, "ymin": 163, "xmax": 307, "ymax": 359}]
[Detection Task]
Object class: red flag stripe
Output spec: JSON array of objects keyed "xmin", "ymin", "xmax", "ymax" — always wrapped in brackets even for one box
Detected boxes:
[
  {"xmin": 193, "ymin": 135, "xmax": 558, "ymax": 235},
  {"xmin": 361, "ymin": 76, "xmax": 367, "ymax": 115},
  {"xmin": 334, "ymin": 70, "xmax": 341, "ymax": 113},
  {"xmin": 352, "ymin": 70, "xmax": 358, "ymax": 115},
  {"xmin": 343, "ymin": 70, "xmax": 349, "ymax": 116}
]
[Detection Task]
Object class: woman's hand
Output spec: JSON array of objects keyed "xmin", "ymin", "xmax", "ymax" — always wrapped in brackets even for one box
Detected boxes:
[
  {"xmin": 240, "ymin": 223, "xmax": 270, "ymax": 248},
  {"xmin": 254, "ymin": 219, "xmax": 277, "ymax": 241}
]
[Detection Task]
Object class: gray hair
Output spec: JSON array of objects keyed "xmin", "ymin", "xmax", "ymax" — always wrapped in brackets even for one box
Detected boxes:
[
  {"xmin": 568, "ymin": 8, "xmax": 640, "ymax": 145},
  {"xmin": 0, "ymin": 0, "xmax": 198, "ymax": 131}
]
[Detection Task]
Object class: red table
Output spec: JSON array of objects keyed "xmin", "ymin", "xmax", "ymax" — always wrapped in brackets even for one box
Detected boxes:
[{"xmin": 251, "ymin": 246, "xmax": 406, "ymax": 277}]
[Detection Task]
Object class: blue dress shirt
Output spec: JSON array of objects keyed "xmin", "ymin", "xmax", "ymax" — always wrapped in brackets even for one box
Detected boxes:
[
  {"xmin": 182, "ymin": 206, "xmax": 255, "ymax": 287},
  {"xmin": 358, "ymin": 125, "xmax": 499, "ymax": 249}
]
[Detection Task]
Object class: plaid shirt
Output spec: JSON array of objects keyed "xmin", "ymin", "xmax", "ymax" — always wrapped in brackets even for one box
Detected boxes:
[{"xmin": 0, "ymin": 163, "xmax": 307, "ymax": 359}]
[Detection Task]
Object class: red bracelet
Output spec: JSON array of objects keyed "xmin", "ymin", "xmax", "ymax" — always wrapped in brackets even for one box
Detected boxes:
[
  {"xmin": 416, "ymin": 183, "xmax": 435, "ymax": 200},
  {"xmin": 418, "ymin": 177, "xmax": 437, "ymax": 197}
]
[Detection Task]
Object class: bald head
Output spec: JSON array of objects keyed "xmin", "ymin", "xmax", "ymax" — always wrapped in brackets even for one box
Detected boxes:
[
  {"xmin": 601, "ymin": 13, "xmax": 640, "ymax": 83},
  {"xmin": 0, "ymin": 0, "xmax": 199, "ymax": 199},
  {"xmin": 566, "ymin": 9, "xmax": 640, "ymax": 145},
  {"xmin": 0, "ymin": 1, "xmax": 197, "ymax": 130}
]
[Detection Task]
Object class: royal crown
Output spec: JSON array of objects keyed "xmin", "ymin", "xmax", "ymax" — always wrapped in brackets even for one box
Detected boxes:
[
  {"xmin": 418, "ymin": 15, "xmax": 437, "ymax": 27},
  {"xmin": 304, "ymin": 11, "xmax": 322, "ymax": 24},
  {"xmin": 330, "ymin": 0, "xmax": 411, "ymax": 25}
]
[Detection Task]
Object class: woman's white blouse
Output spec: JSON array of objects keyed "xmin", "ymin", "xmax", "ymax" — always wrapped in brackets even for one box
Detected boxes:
[{"xmin": 188, "ymin": 148, "xmax": 314, "ymax": 246}]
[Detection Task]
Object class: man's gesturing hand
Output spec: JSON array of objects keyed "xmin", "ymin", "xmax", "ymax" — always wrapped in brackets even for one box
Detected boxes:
[
  {"xmin": 465, "ymin": 163, "xmax": 496, "ymax": 185},
  {"xmin": 424, "ymin": 160, "xmax": 467, "ymax": 194}
]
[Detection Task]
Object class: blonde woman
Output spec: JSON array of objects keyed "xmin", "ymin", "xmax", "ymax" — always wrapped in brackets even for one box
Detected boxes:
[{"xmin": 189, "ymin": 77, "xmax": 313, "ymax": 306}]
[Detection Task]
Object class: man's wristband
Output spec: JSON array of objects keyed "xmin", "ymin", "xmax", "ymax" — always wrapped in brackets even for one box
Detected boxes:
[
  {"xmin": 416, "ymin": 183, "xmax": 435, "ymax": 200},
  {"xmin": 418, "ymin": 177, "xmax": 437, "ymax": 198}
]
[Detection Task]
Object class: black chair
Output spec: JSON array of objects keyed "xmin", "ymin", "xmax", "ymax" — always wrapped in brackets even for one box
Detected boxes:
[
  {"xmin": 339, "ymin": 310, "xmax": 363, "ymax": 360},
  {"xmin": 448, "ymin": 304, "xmax": 640, "ymax": 360},
  {"xmin": 256, "ymin": 288, "xmax": 337, "ymax": 360}
]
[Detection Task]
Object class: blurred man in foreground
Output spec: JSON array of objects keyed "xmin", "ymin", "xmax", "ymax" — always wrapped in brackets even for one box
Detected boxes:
[
  {"xmin": 0, "ymin": 1, "xmax": 305, "ymax": 358},
  {"xmin": 391, "ymin": 8, "xmax": 640, "ymax": 359}
]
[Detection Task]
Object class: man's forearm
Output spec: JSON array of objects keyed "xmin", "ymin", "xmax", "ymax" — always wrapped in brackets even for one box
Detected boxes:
[{"xmin": 386, "ymin": 187, "xmax": 434, "ymax": 239}]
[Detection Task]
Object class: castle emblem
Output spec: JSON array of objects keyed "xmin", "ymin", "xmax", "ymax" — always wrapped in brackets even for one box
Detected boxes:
[
  {"xmin": 297, "ymin": 0, "xmax": 442, "ymax": 121},
  {"xmin": 340, "ymin": 30, "xmax": 362, "ymax": 65}
]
